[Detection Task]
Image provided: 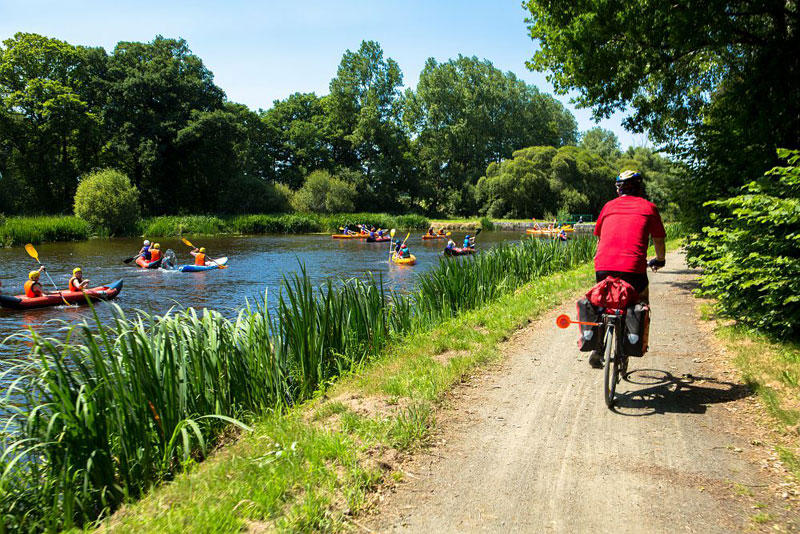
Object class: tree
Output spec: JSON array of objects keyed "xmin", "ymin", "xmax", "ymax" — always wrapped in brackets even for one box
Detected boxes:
[
  {"xmin": 103, "ymin": 36, "xmax": 226, "ymax": 214},
  {"xmin": 615, "ymin": 146, "xmax": 682, "ymax": 218},
  {"xmin": 0, "ymin": 33, "xmax": 101, "ymax": 213},
  {"xmin": 476, "ymin": 145, "xmax": 614, "ymax": 219},
  {"xmin": 74, "ymin": 169, "xmax": 140, "ymax": 234},
  {"xmin": 579, "ymin": 128, "xmax": 621, "ymax": 163},
  {"xmin": 327, "ymin": 41, "xmax": 413, "ymax": 211},
  {"xmin": 524, "ymin": 0, "xmax": 800, "ymax": 224},
  {"xmin": 291, "ymin": 170, "xmax": 357, "ymax": 213},
  {"xmin": 405, "ymin": 55, "xmax": 577, "ymax": 215}
]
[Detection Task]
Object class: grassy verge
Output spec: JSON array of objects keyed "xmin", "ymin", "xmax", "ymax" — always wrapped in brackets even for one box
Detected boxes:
[
  {"xmin": 99, "ymin": 262, "xmax": 595, "ymax": 533},
  {"xmin": 707, "ymin": 320, "xmax": 800, "ymax": 481},
  {"xmin": 0, "ymin": 213, "xmax": 430, "ymax": 247},
  {"xmin": 0, "ymin": 215, "xmax": 91, "ymax": 247}
]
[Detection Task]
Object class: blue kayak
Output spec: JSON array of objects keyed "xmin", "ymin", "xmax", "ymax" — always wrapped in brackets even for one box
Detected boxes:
[{"xmin": 176, "ymin": 257, "xmax": 228, "ymax": 272}]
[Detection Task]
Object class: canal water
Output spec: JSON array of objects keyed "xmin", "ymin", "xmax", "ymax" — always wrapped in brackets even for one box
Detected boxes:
[{"xmin": 0, "ymin": 231, "xmax": 528, "ymax": 351}]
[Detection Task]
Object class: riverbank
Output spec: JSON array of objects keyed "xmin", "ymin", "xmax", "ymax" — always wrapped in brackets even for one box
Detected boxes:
[
  {"xmin": 99, "ymin": 261, "xmax": 598, "ymax": 532},
  {"xmin": 0, "ymin": 213, "xmax": 431, "ymax": 247}
]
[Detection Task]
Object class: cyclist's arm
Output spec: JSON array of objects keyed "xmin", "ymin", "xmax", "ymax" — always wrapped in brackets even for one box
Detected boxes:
[{"xmin": 653, "ymin": 237, "xmax": 666, "ymax": 261}]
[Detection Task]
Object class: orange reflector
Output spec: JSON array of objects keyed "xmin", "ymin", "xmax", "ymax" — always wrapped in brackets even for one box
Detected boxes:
[{"xmin": 556, "ymin": 314, "xmax": 572, "ymax": 329}]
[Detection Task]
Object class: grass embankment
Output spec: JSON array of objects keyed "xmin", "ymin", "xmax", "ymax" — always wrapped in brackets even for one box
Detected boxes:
[
  {"xmin": 0, "ymin": 213, "xmax": 430, "ymax": 247},
  {"xmin": 708, "ymin": 320, "xmax": 800, "ymax": 481},
  {"xmin": 101, "ymin": 263, "xmax": 597, "ymax": 533},
  {"xmin": 0, "ymin": 238, "xmax": 595, "ymax": 532},
  {"xmin": 0, "ymin": 215, "xmax": 91, "ymax": 247}
]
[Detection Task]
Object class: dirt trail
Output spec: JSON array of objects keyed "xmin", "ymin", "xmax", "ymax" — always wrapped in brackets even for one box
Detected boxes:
[{"xmin": 367, "ymin": 251, "xmax": 798, "ymax": 533}]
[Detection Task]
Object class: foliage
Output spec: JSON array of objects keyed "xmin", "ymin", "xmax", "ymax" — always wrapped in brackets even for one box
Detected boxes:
[
  {"xmin": 476, "ymin": 145, "xmax": 615, "ymax": 219},
  {"xmin": 73, "ymin": 169, "xmax": 140, "ymax": 234},
  {"xmin": 615, "ymin": 146, "xmax": 683, "ymax": 219},
  {"xmin": 579, "ymin": 128, "xmax": 621, "ymax": 163},
  {"xmin": 291, "ymin": 170, "xmax": 357, "ymax": 214},
  {"xmin": 405, "ymin": 55, "xmax": 577, "ymax": 215},
  {"xmin": 524, "ymin": 0, "xmax": 800, "ymax": 227},
  {"xmin": 0, "ymin": 237, "xmax": 595, "ymax": 530},
  {"xmin": 0, "ymin": 215, "xmax": 90, "ymax": 246},
  {"xmin": 138, "ymin": 215, "xmax": 228, "ymax": 237},
  {"xmin": 687, "ymin": 149, "xmax": 800, "ymax": 337}
]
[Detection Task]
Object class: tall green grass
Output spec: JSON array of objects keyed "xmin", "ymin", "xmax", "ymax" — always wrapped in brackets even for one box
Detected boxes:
[
  {"xmin": 0, "ymin": 237, "xmax": 595, "ymax": 531},
  {"xmin": 0, "ymin": 216, "xmax": 91, "ymax": 247}
]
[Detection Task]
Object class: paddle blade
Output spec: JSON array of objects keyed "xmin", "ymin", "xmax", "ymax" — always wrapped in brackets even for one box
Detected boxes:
[
  {"xmin": 122, "ymin": 256, "xmax": 135, "ymax": 264},
  {"xmin": 556, "ymin": 314, "xmax": 572, "ymax": 329},
  {"xmin": 181, "ymin": 237, "xmax": 194, "ymax": 248},
  {"xmin": 390, "ymin": 229, "xmax": 396, "ymax": 238},
  {"xmin": 24, "ymin": 243, "xmax": 40, "ymax": 262},
  {"xmin": 446, "ymin": 232, "xmax": 451, "ymax": 236}
]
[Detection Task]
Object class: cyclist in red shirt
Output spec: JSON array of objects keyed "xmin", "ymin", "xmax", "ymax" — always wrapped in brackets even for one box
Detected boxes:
[{"xmin": 589, "ymin": 170, "xmax": 666, "ymax": 368}]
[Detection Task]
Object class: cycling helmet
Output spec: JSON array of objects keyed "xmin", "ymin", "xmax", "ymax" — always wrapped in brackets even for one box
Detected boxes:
[
  {"xmin": 616, "ymin": 170, "xmax": 643, "ymax": 196},
  {"xmin": 143, "ymin": 240, "xmax": 151, "ymax": 246},
  {"xmin": 616, "ymin": 170, "xmax": 642, "ymax": 183}
]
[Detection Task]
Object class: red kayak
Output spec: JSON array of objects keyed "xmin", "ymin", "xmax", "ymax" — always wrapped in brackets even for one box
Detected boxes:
[
  {"xmin": 0, "ymin": 279, "xmax": 124, "ymax": 309},
  {"xmin": 135, "ymin": 256, "xmax": 162, "ymax": 269},
  {"xmin": 444, "ymin": 247, "xmax": 476, "ymax": 256}
]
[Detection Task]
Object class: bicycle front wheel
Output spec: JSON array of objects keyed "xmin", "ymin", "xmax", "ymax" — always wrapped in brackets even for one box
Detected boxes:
[{"xmin": 603, "ymin": 324, "xmax": 619, "ymax": 408}]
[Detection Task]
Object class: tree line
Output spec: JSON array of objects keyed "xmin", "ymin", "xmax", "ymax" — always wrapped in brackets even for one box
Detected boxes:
[{"xmin": 0, "ymin": 33, "xmax": 591, "ymax": 218}]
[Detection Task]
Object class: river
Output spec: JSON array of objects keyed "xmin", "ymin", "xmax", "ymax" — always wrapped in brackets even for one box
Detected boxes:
[{"xmin": 0, "ymin": 231, "xmax": 529, "ymax": 351}]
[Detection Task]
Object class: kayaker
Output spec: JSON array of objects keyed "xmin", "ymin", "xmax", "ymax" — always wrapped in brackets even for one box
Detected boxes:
[
  {"xmin": 427, "ymin": 228, "xmax": 436, "ymax": 236},
  {"xmin": 24, "ymin": 267, "xmax": 47, "ymax": 297},
  {"xmin": 190, "ymin": 247, "xmax": 208, "ymax": 266},
  {"xmin": 446, "ymin": 238, "xmax": 456, "ymax": 250},
  {"xmin": 138, "ymin": 240, "xmax": 152, "ymax": 261},
  {"xmin": 149, "ymin": 243, "xmax": 162, "ymax": 262},
  {"xmin": 437, "ymin": 229, "xmax": 446, "ymax": 236},
  {"xmin": 377, "ymin": 228, "xmax": 384, "ymax": 237},
  {"xmin": 393, "ymin": 240, "xmax": 402, "ymax": 254},
  {"xmin": 68, "ymin": 268, "xmax": 89, "ymax": 292},
  {"xmin": 398, "ymin": 243, "xmax": 411, "ymax": 259},
  {"xmin": 369, "ymin": 228, "xmax": 376, "ymax": 239},
  {"xmin": 556, "ymin": 229, "xmax": 568, "ymax": 242},
  {"xmin": 463, "ymin": 234, "xmax": 475, "ymax": 249}
]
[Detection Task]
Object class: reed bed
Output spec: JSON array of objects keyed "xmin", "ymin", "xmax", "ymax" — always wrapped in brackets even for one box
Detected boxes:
[
  {"xmin": 0, "ymin": 216, "xmax": 91, "ymax": 247},
  {"xmin": 0, "ymin": 237, "xmax": 594, "ymax": 531}
]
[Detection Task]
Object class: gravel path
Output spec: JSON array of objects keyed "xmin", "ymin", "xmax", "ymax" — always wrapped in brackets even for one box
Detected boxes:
[{"xmin": 367, "ymin": 250, "xmax": 798, "ymax": 533}]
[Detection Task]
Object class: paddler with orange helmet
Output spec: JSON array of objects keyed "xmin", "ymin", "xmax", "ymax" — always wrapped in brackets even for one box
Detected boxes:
[{"xmin": 190, "ymin": 246, "xmax": 208, "ymax": 266}]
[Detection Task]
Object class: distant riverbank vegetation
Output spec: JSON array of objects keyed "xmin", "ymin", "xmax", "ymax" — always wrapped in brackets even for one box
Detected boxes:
[{"xmin": 0, "ymin": 33, "xmax": 681, "ymax": 237}]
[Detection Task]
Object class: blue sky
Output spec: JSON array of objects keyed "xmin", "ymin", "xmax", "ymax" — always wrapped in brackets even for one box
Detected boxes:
[{"xmin": 0, "ymin": 0, "xmax": 646, "ymax": 148}]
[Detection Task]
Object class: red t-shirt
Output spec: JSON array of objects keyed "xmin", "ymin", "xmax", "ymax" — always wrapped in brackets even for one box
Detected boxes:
[{"xmin": 593, "ymin": 196, "xmax": 666, "ymax": 273}]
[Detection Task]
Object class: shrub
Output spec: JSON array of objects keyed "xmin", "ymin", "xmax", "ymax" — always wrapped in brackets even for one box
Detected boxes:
[
  {"xmin": 228, "ymin": 214, "xmax": 321, "ymax": 234},
  {"xmin": 139, "ymin": 215, "xmax": 227, "ymax": 237},
  {"xmin": 686, "ymin": 149, "xmax": 800, "ymax": 337},
  {"xmin": 291, "ymin": 170, "xmax": 357, "ymax": 214},
  {"xmin": 219, "ymin": 175, "xmax": 294, "ymax": 214},
  {"xmin": 74, "ymin": 169, "xmax": 140, "ymax": 235}
]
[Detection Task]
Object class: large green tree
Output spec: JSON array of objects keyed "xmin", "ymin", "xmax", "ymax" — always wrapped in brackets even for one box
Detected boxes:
[
  {"xmin": 579, "ymin": 127, "xmax": 621, "ymax": 164},
  {"xmin": 524, "ymin": 0, "xmax": 800, "ymax": 223},
  {"xmin": 0, "ymin": 33, "xmax": 101, "ymax": 213},
  {"xmin": 405, "ymin": 55, "xmax": 577, "ymax": 215},
  {"xmin": 103, "ymin": 36, "xmax": 225, "ymax": 214}
]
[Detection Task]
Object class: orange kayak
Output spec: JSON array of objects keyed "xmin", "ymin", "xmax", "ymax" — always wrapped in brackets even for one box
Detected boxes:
[
  {"xmin": 421, "ymin": 234, "xmax": 446, "ymax": 240},
  {"xmin": 331, "ymin": 234, "xmax": 369, "ymax": 239}
]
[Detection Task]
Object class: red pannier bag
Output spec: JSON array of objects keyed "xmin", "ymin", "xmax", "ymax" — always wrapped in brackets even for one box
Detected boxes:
[{"xmin": 585, "ymin": 276, "xmax": 639, "ymax": 313}]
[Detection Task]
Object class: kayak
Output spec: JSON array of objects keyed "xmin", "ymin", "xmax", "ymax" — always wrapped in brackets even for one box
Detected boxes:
[
  {"xmin": 391, "ymin": 254, "xmax": 417, "ymax": 266},
  {"xmin": 0, "ymin": 279, "xmax": 124, "ymax": 310},
  {"xmin": 366, "ymin": 236, "xmax": 390, "ymax": 243},
  {"xmin": 331, "ymin": 234, "xmax": 369, "ymax": 239},
  {"xmin": 135, "ymin": 256, "xmax": 162, "ymax": 269},
  {"xmin": 526, "ymin": 227, "xmax": 574, "ymax": 236},
  {"xmin": 422, "ymin": 234, "xmax": 447, "ymax": 240},
  {"xmin": 444, "ymin": 247, "xmax": 476, "ymax": 256},
  {"xmin": 176, "ymin": 257, "xmax": 228, "ymax": 272}
]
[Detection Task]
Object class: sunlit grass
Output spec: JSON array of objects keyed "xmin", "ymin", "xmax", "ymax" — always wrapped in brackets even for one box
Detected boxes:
[{"xmin": 0, "ymin": 215, "xmax": 91, "ymax": 246}]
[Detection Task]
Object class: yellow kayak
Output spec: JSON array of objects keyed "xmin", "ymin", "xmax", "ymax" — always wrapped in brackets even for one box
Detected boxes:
[{"xmin": 392, "ymin": 254, "xmax": 417, "ymax": 266}]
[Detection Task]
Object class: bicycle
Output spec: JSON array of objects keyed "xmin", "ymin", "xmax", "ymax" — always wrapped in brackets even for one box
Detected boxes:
[{"xmin": 556, "ymin": 309, "xmax": 629, "ymax": 408}]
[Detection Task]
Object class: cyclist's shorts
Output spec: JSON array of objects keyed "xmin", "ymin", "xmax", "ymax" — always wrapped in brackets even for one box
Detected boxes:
[{"xmin": 595, "ymin": 271, "xmax": 648, "ymax": 294}]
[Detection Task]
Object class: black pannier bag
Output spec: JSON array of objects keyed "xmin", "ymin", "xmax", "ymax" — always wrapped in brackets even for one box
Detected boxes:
[
  {"xmin": 623, "ymin": 303, "xmax": 650, "ymax": 357},
  {"xmin": 576, "ymin": 298, "xmax": 601, "ymax": 352}
]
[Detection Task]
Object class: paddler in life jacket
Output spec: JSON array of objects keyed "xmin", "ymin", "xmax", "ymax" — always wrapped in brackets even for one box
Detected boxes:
[
  {"xmin": 427, "ymin": 228, "xmax": 436, "ymax": 237},
  {"xmin": 68, "ymin": 267, "xmax": 89, "ymax": 292},
  {"xmin": 446, "ymin": 238, "xmax": 456, "ymax": 250},
  {"xmin": 149, "ymin": 243, "xmax": 162, "ymax": 262},
  {"xmin": 138, "ymin": 240, "xmax": 152, "ymax": 261},
  {"xmin": 24, "ymin": 267, "xmax": 47, "ymax": 297},
  {"xmin": 190, "ymin": 247, "xmax": 208, "ymax": 266},
  {"xmin": 463, "ymin": 234, "xmax": 473, "ymax": 249}
]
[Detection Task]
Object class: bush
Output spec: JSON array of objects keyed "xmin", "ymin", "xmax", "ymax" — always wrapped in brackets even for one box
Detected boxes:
[
  {"xmin": 219, "ymin": 175, "xmax": 294, "ymax": 214},
  {"xmin": 686, "ymin": 149, "xmax": 800, "ymax": 337},
  {"xmin": 228, "ymin": 214, "xmax": 321, "ymax": 234},
  {"xmin": 74, "ymin": 169, "xmax": 140, "ymax": 235},
  {"xmin": 291, "ymin": 170, "xmax": 357, "ymax": 214},
  {"xmin": 139, "ymin": 215, "xmax": 227, "ymax": 237}
]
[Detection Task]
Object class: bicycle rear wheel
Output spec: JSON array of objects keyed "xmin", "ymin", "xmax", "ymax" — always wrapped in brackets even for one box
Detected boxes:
[{"xmin": 603, "ymin": 324, "xmax": 619, "ymax": 408}]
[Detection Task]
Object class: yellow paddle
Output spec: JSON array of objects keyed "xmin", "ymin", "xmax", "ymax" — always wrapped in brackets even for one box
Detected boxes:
[
  {"xmin": 180, "ymin": 237, "xmax": 227, "ymax": 269},
  {"xmin": 24, "ymin": 243, "xmax": 73, "ymax": 306}
]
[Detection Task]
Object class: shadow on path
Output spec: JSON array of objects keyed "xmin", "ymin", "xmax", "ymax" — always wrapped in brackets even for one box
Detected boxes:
[{"xmin": 613, "ymin": 368, "xmax": 751, "ymax": 416}]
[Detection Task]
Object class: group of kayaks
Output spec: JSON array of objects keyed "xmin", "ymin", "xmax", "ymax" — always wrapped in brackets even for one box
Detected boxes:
[{"xmin": 0, "ymin": 240, "xmax": 229, "ymax": 311}]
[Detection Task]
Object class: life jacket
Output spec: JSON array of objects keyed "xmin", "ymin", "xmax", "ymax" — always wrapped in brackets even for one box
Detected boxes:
[
  {"xmin": 586, "ymin": 276, "xmax": 638, "ymax": 312},
  {"xmin": 195, "ymin": 253, "xmax": 206, "ymax": 266},
  {"xmin": 68, "ymin": 277, "xmax": 82, "ymax": 292},
  {"xmin": 141, "ymin": 246, "xmax": 151, "ymax": 260},
  {"xmin": 150, "ymin": 249, "xmax": 162, "ymax": 262},
  {"xmin": 24, "ymin": 280, "xmax": 40, "ymax": 298}
]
